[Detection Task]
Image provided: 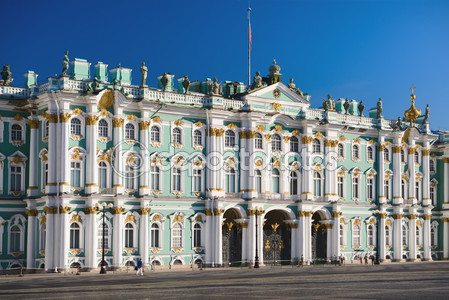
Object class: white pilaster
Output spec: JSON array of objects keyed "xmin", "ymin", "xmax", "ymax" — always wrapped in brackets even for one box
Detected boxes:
[
  {"xmin": 59, "ymin": 208, "xmax": 70, "ymax": 269},
  {"xmin": 408, "ymin": 211, "xmax": 417, "ymax": 261},
  {"xmin": 379, "ymin": 213, "xmax": 386, "ymax": 260},
  {"xmin": 422, "ymin": 146, "xmax": 431, "ymax": 206},
  {"xmin": 59, "ymin": 117, "xmax": 70, "ymax": 193},
  {"xmin": 112, "ymin": 207, "xmax": 124, "ymax": 268},
  {"xmin": 423, "ymin": 210, "xmax": 432, "ymax": 261},
  {"xmin": 392, "ymin": 209, "xmax": 403, "ymax": 262},
  {"xmin": 44, "ymin": 207, "xmax": 56, "ymax": 270},
  {"xmin": 85, "ymin": 205, "xmax": 98, "ymax": 269},
  {"xmin": 139, "ymin": 204, "xmax": 150, "ymax": 265},
  {"xmin": 378, "ymin": 138, "xmax": 386, "ymax": 205},
  {"xmin": 27, "ymin": 120, "xmax": 39, "ymax": 196},
  {"xmin": 139, "ymin": 121, "xmax": 150, "ymax": 195},
  {"xmin": 408, "ymin": 142, "xmax": 417, "ymax": 205},
  {"xmin": 443, "ymin": 219, "xmax": 449, "ymax": 259},
  {"xmin": 85, "ymin": 113, "xmax": 99, "ymax": 194},
  {"xmin": 26, "ymin": 209, "xmax": 37, "ymax": 268},
  {"xmin": 113, "ymin": 119, "xmax": 124, "ymax": 194}
]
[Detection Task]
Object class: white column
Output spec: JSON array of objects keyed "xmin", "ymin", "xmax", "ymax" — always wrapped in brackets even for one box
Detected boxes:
[
  {"xmin": 139, "ymin": 122, "xmax": 150, "ymax": 195},
  {"xmin": 392, "ymin": 145, "xmax": 402, "ymax": 205},
  {"xmin": 326, "ymin": 224, "xmax": 332, "ymax": 259},
  {"xmin": 248, "ymin": 210, "xmax": 256, "ymax": 264},
  {"xmin": 301, "ymin": 137, "xmax": 313, "ymax": 200},
  {"xmin": 139, "ymin": 207, "xmax": 150, "ymax": 265},
  {"xmin": 85, "ymin": 206, "xmax": 98, "ymax": 269},
  {"xmin": 59, "ymin": 116, "xmax": 70, "ymax": 193},
  {"xmin": 205, "ymin": 203, "xmax": 213, "ymax": 266},
  {"xmin": 26, "ymin": 209, "xmax": 37, "ymax": 268},
  {"xmin": 241, "ymin": 221, "xmax": 248, "ymax": 262},
  {"xmin": 423, "ymin": 212, "xmax": 432, "ymax": 261},
  {"xmin": 215, "ymin": 209, "xmax": 223, "ymax": 266},
  {"xmin": 392, "ymin": 211, "xmax": 403, "ymax": 262},
  {"xmin": 85, "ymin": 115, "xmax": 99, "ymax": 194},
  {"xmin": 332, "ymin": 211, "xmax": 341, "ymax": 258},
  {"xmin": 378, "ymin": 143, "xmax": 386, "ymax": 204},
  {"xmin": 258, "ymin": 212, "xmax": 264, "ymax": 265},
  {"xmin": 324, "ymin": 140, "xmax": 338, "ymax": 202},
  {"xmin": 44, "ymin": 207, "xmax": 56, "ymax": 270},
  {"xmin": 27, "ymin": 120, "xmax": 39, "ymax": 196},
  {"xmin": 443, "ymin": 218, "xmax": 449, "ymax": 259},
  {"xmin": 113, "ymin": 119, "xmax": 124, "ymax": 194},
  {"xmin": 408, "ymin": 144, "xmax": 417, "ymax": 205},
  {"xmin": 297, "ymin": 212, "xmax": 306, "ymax": 262},
  {"xmin": 408, "ymin": 213, "xmax": 417, "ymax": 261},
  {"xmin": 112, "ymin": 207, "xmax": 124, "ymax": 268},
  {"xmin": 379, "ymin": 214, "xmax": 386, "ymax": 261},
  {"xmin": 290, "ymin": 225, "xmax": 297, "ymax": 262},
  {"xmin": 422, "ymin": 148, "xmax": 431, "ymax": 206},
  {"xmin": 305, "ymin": 212, "xmax": 312, "ymax": 262},
  {"xmin": 46, "ymin": 114, "xmax": 58, "ymax": 194},
  {"xmin": 59, "ymin": 207, "xmax": 70, "ymax": 269}
]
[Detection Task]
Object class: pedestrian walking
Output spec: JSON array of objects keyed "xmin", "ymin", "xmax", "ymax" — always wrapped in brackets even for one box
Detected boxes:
[
  {"xmin": 136, "ymin": 258, "xmax": 144, "ymax": 276},
  {"xmin": 364, "ymin": 254, "xmax": 368, "ymax": 265},
  {"xmin": 300, "ymin": 254, "xmax": 304, "ymax": 267}
]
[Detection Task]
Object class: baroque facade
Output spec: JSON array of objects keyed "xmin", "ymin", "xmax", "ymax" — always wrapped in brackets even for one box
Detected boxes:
[{"xmin": 0, "ymin": 58, "xmax": 448, "ymax": 271}]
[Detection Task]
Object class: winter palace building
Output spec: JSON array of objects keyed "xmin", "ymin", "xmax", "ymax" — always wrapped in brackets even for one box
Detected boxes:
[{"xmin": 0, "ymin": 57, "xmax": 448, "ymax": 271}]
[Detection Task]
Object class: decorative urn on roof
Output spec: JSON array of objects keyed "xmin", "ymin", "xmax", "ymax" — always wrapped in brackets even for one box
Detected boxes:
[{"xmin": 263, "ymin": 59, "xmax": 282, "ymax": 85}]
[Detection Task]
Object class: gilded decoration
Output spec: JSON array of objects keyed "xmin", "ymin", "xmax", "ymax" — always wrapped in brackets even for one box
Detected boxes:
[
  {"xmin": 416, "ymin": 220, "xmax": 422, "ymax": 226},
  {"xmin": 392, "ymin": 146, "xmax": 402, "ymax": 154},
  {"xmin": 368, "ymin": 139, "xmax": 376, "ymax": 144},
  {"xmin": 70, "ymin": 214, "xmax": 82, "ymax": 224},
  {"xmin": 139, "ymin": 208, "xmax": 151, "ymax": 215},
  {"xmin": 13, "ymin": 113, "xmax": 23, "ymax": 121},
  {"xmin": 422, "ymin": 149, "xmax": 431, "ymax": 156},
  {"xmin": 404, "ymin": 86, "xmax": 421, "ymax": 123},
  {"xmin": 204, "ymin": 209, "xmax": 212, "ymax": 216},
  {"xmin": 423, "ymin": 215, "xmax": 432, "ymax": 220},
  {"xmin": 71, "ymin": 149, "xmax": 81, "ymax": 160},
  {"xmin": 11, "ymin": 156, "xmax": 24, "ymax": 164},
  {"xmin": 338, "ymin": 135, "xmax": 346, "ymax": 141},
  {"xmin": 99, "ymin": 109, "xmax": 109, "ymax": 117},
  {"xmin": 331, "ymin": 211, "xmax": 342, "ymax": 218},
  {"xmin": 408, "ymin": 214, "xmax": 418, "ymax": 220},
  {"xmin": 59, "ymin": 206, "xmax": 71, "ymax": 214},
  {"xmin": 442, "ymin": 218, "xmax": 449, "ymax": 222},
  {"xmin": 273, "ymin": 124, "xmax": 283, "ymax": 132},
  {"xmin": 86, "ymin": 116, "xmax": 99, "ymax": 125},
  {"xmin": 225, "ymin": 222, "xmax": 234, "ymax": 231},
  {"xmin": 385, "ymin": 141, "xmax": 391, "ymax": 146},
  {"xmin": 324, "ymin": 140, "xmax": 339, "ymax": 147},
  {"xmin": 25, "ymin": 209, "xmax": 38, "ymax": 217},
  {"xmin": 213, "ymin": 209, "xmax": 224, "ymax": 216},
  {"xmin": 408, "ymin": 147, "xmax": 416, "ymax": 155},
  {"xmin": 226, "ymin": 122, "xmax": 238, "ymax": 129},
  {"xmin": 207, "ymin": 128, "xmax": 225, "ymax": 137},
  {"xmin": 273, "ymin": 88, "xmax": 281, "ymax": 99},
  {"xmin": 173, "ymin": 248, "xmax": 182, "ymax": 253},
  {"xmin": 40, "ymin": 215, "xmax": 46, "ymax": 225},
  {"xmin": 173, "ymin": 215, "xmax": 184, "ymax": 224},
  {"xmin": 72, "ymin": 108, "xmax": 83, "ymax": 115},
  {"xmin": 98, "ymin": 89, "xmax": 114, "ymax": 110},
  {"xmin": 42, "ymin": 111, "xmax": 58, "ymax": 123},
  {"xmin": 284, "ymin": 136, "xmax": 291, "ymax": 143},
  {"xmin": 291, "ymin": 129, "xmax": 300, "ymax": 136},
  {"xmin": 174, "ymin": 119, "xmax": 183, "ymax": 126},
  {"xmin": 353, "ymin": 138, "xmax": 361, "ymax": 144},
  {"xmin": 84, "ymin": 207, "xmax": 99, "ymax": 214},
  {"xmin": 337, "ymin": 170, "xmax": 346, "ymax": 177},
  {"xmin": 152, "ymin": 116, "xmax": 162, "ymax": 123},
  {"xmin": 255, "ymin": 159, "xmax": 263, "ymax": 167},
  {"xmin": 302, "ymin": 136, "xmax": 313, "ymax": 144},
  {"xmin": 127, "ymin": 114, "xmax": 137, "ymax": 121},
  {"xmin": 256, "ymin": 125, "xmax": 265, "ymax": 132},
  {"xmin": 195, "ymin": 121, "xmax": 204, "ymax": 127},
  {"xmin": 239, "ymin": 131, "xmax": 256, "ymax": 139},
  {"xmin": 271, "ymin": 102, "xmax": 282, "ymax": 112},
  {"xmin": 60, "ymin": 113, "xmax": 71, "ymax": 123},
  {"xmin": 265, "ymin": 134, "xmax": 272, "ymax": 141},
  {"xmin": 140, "ymin": 121, "xmax": 150, "ymax": 130},
  {"xmin": 393, "ymin": 214, "xmax": 404, "ymax": 220},
  {"xmin": 43, "ymin": 206, "xmax": 58, "ymax": 214},
  {"xmin": 443, "ymin": 157, "xmax": 449, "ymax": 164},
  {"xmin": 194, "ymin": 159, "xmax": 203, "ymax": 167},
  {"xmin": 27, "ymin": 120, "xmax": 39, "ymax": 129},
  {"xmin": 195, "ymin": 215, "xmax": 203, "ymax": 222},
  {"xmin": 112, "ymin": 207, "xmax": 125, "ymax": 215},
  {"xmin": 153, "ymin": 214, "xmax": 161, "ymax": 221},
  {"xmin": 314, "ymin": 132, "xmax": 324, "ymax": 138},
  {"xmin": 378, "ymin": 145, "xmax": 385, "ymax": 152},
  {"xmin": 353, "ymin": 219, "xmax": 361, "ymax": 226},
  {"xmin": 152, "ymin": 248, "xmax": 160, "ymax": 253},
  {"xmin": 112, "ymin": 118, "xmax": 124, "ymax": 128},
  {"xmin": 125, "ymin": 214, "xmax": 136, "ymax": 223}
]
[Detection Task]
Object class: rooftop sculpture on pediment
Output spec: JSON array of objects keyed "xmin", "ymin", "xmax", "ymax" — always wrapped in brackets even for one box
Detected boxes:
[
  {"xmin": 287, "ymin": 78, "xmax": 304, "ymax": 97},
  {"xmin": 209, "ymin": 77, "xmax": 223, "ymax": 96}
]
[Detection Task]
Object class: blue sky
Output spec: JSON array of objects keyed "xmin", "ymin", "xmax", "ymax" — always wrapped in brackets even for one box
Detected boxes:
[{"xmin": 2, "ymin": 0, "xmax": 449, "ymax": 130}]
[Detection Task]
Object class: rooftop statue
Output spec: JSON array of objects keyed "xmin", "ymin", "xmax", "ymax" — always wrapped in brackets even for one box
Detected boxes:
[
  {"xmin": 358, "ymin": 100, "xmax": 365, "ymax": 116},
  {"xmin": 322, "ymin": 94, "xmax": 335, "ymax": 111},
  {"xmin": 377, "ymin": 97, "xmax": 383, "ymax": 118},
  {"xmin": 62, "ymin": 51, "xmax": 69, "ymax": 76},
  {"xmin": 1, "ymin": 64, "xmax": 13, "ymax": 86},
  {"xmin": 160, "ymin": 72, "xmax": 169, "ymax": 91},
  {"xmin": 209, "ymin": 77, "xmax": 222, "ymax": 96},
  {"xmin": 140, "ymin": 62, "xmax": 148, "ymax": 87},
  {"xmin": 182, "ymin": 76, "xmax": 190, "ymax": 94},
  {"xmin": 249, "ymin": 71, "xmax": 263, "ymax": 90},
  {"xmin": 91, "ymin": 77, "xmax": 100, "ymax": 93},
  {"xmin": 343, "ymin": 98, "xmax": 350, "ymax": 114},
  {"xmin": 423, "ymin": 104, "xmax": 430, "ymax": 124},
  {"xmin": 112, "ymin": 78, "xmax": 119, "ymax": 90},
  {"xmin": 287, "ymin": 78, "xmax": 304, "ymax": 97},
  {"xmin": 392, "ymin": 117, "xmax": 403, "ymax": 131}
]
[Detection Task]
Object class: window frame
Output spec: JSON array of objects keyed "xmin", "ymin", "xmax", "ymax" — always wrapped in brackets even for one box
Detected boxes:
[
  {"xmin": 69, "ymin": 222, "xmax": 82, "ymax": 250},
  {"xmin": 224, "ymin": 130, "xmax": 235, "ymax": 148}
]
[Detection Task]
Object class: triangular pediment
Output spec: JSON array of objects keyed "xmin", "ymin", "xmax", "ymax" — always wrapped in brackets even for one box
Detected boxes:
[{"xmin": 243, "ymin": 82, "xmax": 310, "ymax": 104}]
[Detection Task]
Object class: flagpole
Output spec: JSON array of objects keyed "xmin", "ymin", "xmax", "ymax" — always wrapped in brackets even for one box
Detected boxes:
[{"xmin": 248, "ymin": 6, "xmax": 251, "ymax": 87}]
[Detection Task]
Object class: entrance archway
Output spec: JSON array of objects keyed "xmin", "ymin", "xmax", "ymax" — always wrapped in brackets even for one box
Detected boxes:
[
  {"xmin": 222, "ymin": 208, "xmax": 242, "ymax": 266},
  {"xmin": 263, "ymin": 210, "xmax": 291, "ymax": 265},
  {"xmin": 311, "ymin": 211, "xmax": 327, "ymax": 259}
]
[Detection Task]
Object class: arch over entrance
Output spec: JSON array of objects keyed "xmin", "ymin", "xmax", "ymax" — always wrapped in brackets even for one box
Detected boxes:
[
  {"xmin": 222, "ymin": 208, "xmax": 243, "ymax": 266},
  {"xmin": 311, "ymin": 211, "xmax": 328, "ymax": 260},
  {"xmin": 263, "ymin": 210, "xmax": 291, "ymax": 265}
]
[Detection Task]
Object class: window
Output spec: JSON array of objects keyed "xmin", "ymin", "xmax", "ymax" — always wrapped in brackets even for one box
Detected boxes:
[
  {"xmin": 125, "ymin": 123, "xmax": 135, "ymax": 140},
  {"xmin": 10, "ymin": 225, "xmax": 21, "ymax": 252},
  {"xmin": 97, "ymin": 222, "xmax": 109, "ymax": 250},
  {"xmin": 367, "ymin": 177, "xmax": 374, "ymax": 200},
  {"xmin": 338, "ymin": 176, "xmax": 344, "ymax": 198},
  {"xmin": 172, "ymin": 223, "xmax": 182, "ymax": 248},
  {"xmin": 255, "ymin": 170, "xmax": 262, "ymax": 193},
  {"xmin": 430, "ymin": 160, "xmax": 435, "ymax": 172},
  {"xmin": 416, "ymin": 226, "xmax": 421, "ymax": 246},
  {"xmin": 338, "ymin": 144, "xmax": 344, "ymax": 158},
  {"xmin": 384, "ymin": 148, "xmax": 390, "ymax": 162},
  {"xmin": 290, "ymin": 136, "xmax": 299, "ymax": 152},
  {"xmin": 70, "ymin": 118, "xmax": 81, "ymax": 136},
  {"xmin": 125, "ymin": 164, "xmax": 137, "ymax": 190},
  {"xmin": 70, "ymin": 162, "xmax": 81, "ymax": 188},
  {"xmin": 124, "ymin": 223, "xmax": 134, "ymax": 248},
  {"xmin": 225, "ymin": 168, "xmax": 236, "ymax": 193},
  {"xmin": 98, "ymin": 161, "xmax": 108, "ymax": 189},
  {"xmin": 151, "ymin": 223, "xmax": 160, "ymax": 248},
  {"xmin": 352, "ymin": 225, "xmax": 360, "ymax": 247},
  {"xmin": 11, "ymin": 124, "xmax": 22, "ymax": 141},
  {"xmin": 402, "ymin": 225, "xmax": 407, "ymax": 246},
  {"xmin": 193, "ymin": 130, "xmax": 202, "ymax": 146},
  {"xmin": 431, "ymin": 228, "xmax": 437, "ymax": 247},
  {"xmin": 43, "ymin": 120, "xmax": 49, "ymax": 138},
  {"xmin": 367, "ymin": 225, "xmax": 374, "ymax": 247},
  {"xmin": 70, "ymin": 223, "xmax": 81, "ymax": 249},
  {"xmin": 193, "ymin": 169, "xmax": 202, "ymax": 193},
  {"xmin": 224, "ymin": 130, "xmax": 235, "ymax": 147},
  {"xmin": 172, "ymin": 167, "xmax": 181, "ymax": 192},
  {"xmin": 312, "ymin": 139, "xmax": 321, "ymax": 154},
  {"xmin": 272, "ymin": 169, "xmax": 280, "ymax": 194},
  {"xmin": 401, "ymin": 150, "xmax": 406, "ymax": 163},
  {"xmin": 10, "ymin": 165, "xmax": 22, "ymax": 192},
  {"xmin": 43, "ymin": 163, "xmax": 48, "ymax": 188},
  {"xmin": 98, "ymin": 119, "xmax": 108, "ymax": 137},
  {"xmin": 384, "ymin": 179, "xmax": 390, "ymax": 200},
  {"xmin": 401, "ymin": 180, "xmax": 407, "ymax": 199},
  {"xmin": 290, "ymin": 171, "xmax": 298, "ymax": 195},
  {"xmin": 313, "ymin": 171, "xmax": 322, "ymax": 197},
  {"xmin": 367, "ymin": 146, "xmax": 374, "ymax": 161},
  {"xmin": 414, "ymin": 152, "xmax": 419, "ymax": 164},
  {"xmin": 193, "ymin": 223, "xmax": 201, "ymax": 248},
  {"xmin": 352, "ymin": 145, "xmax": 360, "ymax": 159},
  {"xmin": 40, "ymin": 224, "xmax": 46, "ymax": 251},
  {"xmin": 339, "ymin": 225, "xmax": 344, "ymax": 245},
  {"xmin": 151, "ymin": 126, "xmax": 160, "ymax": 143},
  {"xmin": 415, "ymin": 181, "xmax": 420, "ymax": 201},
  {"xmin": 271, "ymin": 134, "xmax": 281, "ymax": 151},
  {"xmin": 255, "ymin": 133, "xmax": 263, "ymax": 149},
  {"xmin": 430, "ymin": 186, "xmax": 436, "ymax": 206},
  {"xmin": 150, "ymin": 165, "xmax": 160, "ymax": 191},
  {"xmin": 385, "ymin": 226, "xmax": 391, "ymax": 246},
  {"xmin": 352, "ymin": 177, "xmax": 359, "ymax": 199}
]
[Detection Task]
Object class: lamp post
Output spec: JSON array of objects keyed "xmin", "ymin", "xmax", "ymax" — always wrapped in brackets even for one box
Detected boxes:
[
  {"xmin": 272, "ymin": 223, "xmax": 279, "ymax": 266},
  {"xmin": 97, "ymin": 202, "xmax": 113, "ymax": 274},
  {"xmin": 254, "ymin": 207, "xmax": 264, "ymax": 268},
  {"xmin": 373, "ymin": 209, "xmax": 381, "ymax": 265}
]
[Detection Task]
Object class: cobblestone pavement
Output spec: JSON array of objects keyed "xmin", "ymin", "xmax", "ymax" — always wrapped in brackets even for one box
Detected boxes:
[{"xmin": 1, "ymin": 262, "xmax": 449, "ymax": 299}]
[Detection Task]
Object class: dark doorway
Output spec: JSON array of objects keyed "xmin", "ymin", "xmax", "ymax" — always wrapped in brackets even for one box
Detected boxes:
[
  {"xmin": 263, "ymin": 210, "xmax": 291, "ymax": 265},
  {"xmin": 222, "ymin": 209, "xmax": 242, "ymax": 266},
  {"xmin": 311, "ymin": 211, "xmax": 327, "ymax": 260}
]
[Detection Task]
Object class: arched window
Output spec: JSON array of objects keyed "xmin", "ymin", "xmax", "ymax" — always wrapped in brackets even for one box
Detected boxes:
[
  {"xmin": 431, "ymin": 227, "xmax": 437, "ymax": 247},
  {"xmin": 10, "ymin": 225, "xmax": 21, "ymax": 252},
  {"xmin": 70, "ymin": 161, "xmax": 81, "ymax": 188},
  {"xmin": 43, "ymin": 162, "xmax": 49, "ymax": 188},
  {"xmin": 224, "ymin": 130, "xmax": 235, "ymax": 147},
  {"xmin": 43, "ymin": 120, "xmax": 49, "ymax": 138},
  {"xmin": 352, "ymin": 225, "xmax": 360, "ymax": 247},
  {"xmin": 11, "ymin": 124, "xmax": 22, "ymax": 141},
  {"xmin": 430, "ymin": 186, "xmax": 436, "ymax": 206},
  {"xmin": 97, "ymin": 222, "xmax": 110, "ymax": 250},
  {"xmin": 98, "ymin": 119, "xmax": 108, "ymax": 137},
  {"xmin": 352, "ymin": 145, "xmax": 360, "ymax": 159},
  {"xmin": 367, "ymin": 177, "xmax": 374, "ymax": 200},
  {"xmin": 70, "ymin": 223, "xmax": 81, "ymax": 249},
  {"xmin": 125, "ymin": 123, "xmax": 135, "ymax": 140},
  {"xmin": 384, "ymin": 148, "xmax": 390, "ymax": 162},
  {"xmin": 416, "ymin": 226, "xmax": 421, "ymax": 246},
  {"xmin": 124, "ymin": 223, "xmax": 134, "ymax": 248},
  {"xmin": 255, "ymin": 170, "xmax": 262, "ymax": 193},
  {"xmin": 414, "ymin": 152, "xmax": 419, "ymax": 164},
  {"xmin": 272, "ymin": 169, "xmax": 280, "ymax": 194},
  {"xmin": 289, "ymin": 171, "xmax": 298, "ymax": 195},
  {"xmin": 172, "ymin": 167, "xmax": 181, "ymax": 192},
  {"xmin": 125, "ymin": 163, "xmax": 137, "ymax": 190},
  {"xmin": 10, "ymin": 165, "xmax": 22, "ymax": 192},
  {"xmin": 429, "ymin": 160, "xmax": 435, "ymax": 172},
  {"xmin": 337, "ymin": 176, "xmax": 344, "ymax": 198},
  {"xmin": 255, "ymin": 133, "xmax": 263, "ymax": 149},
  {"xmin": 150, "ymin": 165, "xmax": 160, "ymax": 190},
  {"xmin": 290, "ymin": 136, "xmax": 299, "ymax": 152},
  {"xmin": 225, "ymin": 168, "xmax": 236, "ymax": 193},
  {"xmin": 70, "ymin": 118, "xmax": 81, "ymax": 136},
  {"xmin": 193, "ymin": 130, "xmax": 202, "ymax": 146},
  {"xmin": 339, "ymin": 225, "xmax": 344, "ymax": 245},
  {"xmin": 193, "ymin": 223, "xmax": 201, "ymax": 248},
  {"xmin": 172, "ymin": 223, "xmax": 183, "ymax": 248},
  {"xmin": 367, "ymin": 146, "xmax": 374, "ymax": 161},
  {"xmin": 312, "ymin": 139, "xmax": 321, "ymax": 154},
  {"xmin": 367, "ymin": 225, "xmax": 374, "ymax": 247},
  {"xmin": 384, "ymin": 179, "xmax": 391, "ymax": 200},
  {"xmin": 98, "ymin": 161, "xmax": 108, "ymax": 189},
  {"xmin": 40, "ymin": 224, "xmax": 46, "ymax": 251},
  {"xmin": 271, "ymin": 134, "xmax": 281, "ymax": 151},
  {"xmin": 193, "ymin": 169, "xmax": 202, "ymax": 193},
  {"xmin": 415, "ymin": 181, "xmax": 421, "ymax": 201},
  {"xmin": 151, "ymin": 223, "xmax": 160, "ymax": 248},
  {"xmin": 338, "ymin": 144, "xmax": 344, "ymax": 158},
  {"xmin": 401, "ymin": 180, "xmax": 407, "ymax": 199},
  {"xmin": 352, "ymin": 176, "xmax": 359, "ymax": 199},
  {"xmin": 313, "ymin": 171, "xmax": 322, "ymax": 197},
  {"xmin": 385, "ymin": 226, "xmax": 391, "ymax": 246},
  {"xmin": 401, "ymin": 150, "xmax": 406, "ymax": 163},
  {"xmin": 402, "ymin": 225, "xmax": 407, "ymax": 246},
  {"xmin": 151, "ymin": 126, "xmax": 160, "ymax": 143}
]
